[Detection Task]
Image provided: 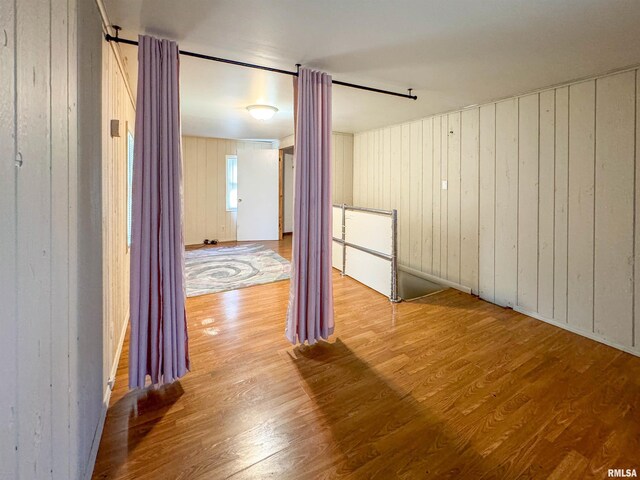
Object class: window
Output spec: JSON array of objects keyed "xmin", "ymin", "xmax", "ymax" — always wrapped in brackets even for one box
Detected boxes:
[
  {"xmin": 226, "ymin": 155, "xmax": 238, "ymax": 211},
  {"xmin": 127, "ymin": 130, "xmax": 134, "ymax": 247}
]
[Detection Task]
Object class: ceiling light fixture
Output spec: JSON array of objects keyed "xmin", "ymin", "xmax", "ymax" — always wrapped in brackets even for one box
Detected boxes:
[{"xmin": 247, "ymin": 104, "xmax": 278, "ymax": 120}]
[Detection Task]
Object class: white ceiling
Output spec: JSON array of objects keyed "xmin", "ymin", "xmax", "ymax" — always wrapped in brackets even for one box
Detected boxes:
[{"xmin": 106, "ymin": 0, "xmax": 640, "ymax": 141}]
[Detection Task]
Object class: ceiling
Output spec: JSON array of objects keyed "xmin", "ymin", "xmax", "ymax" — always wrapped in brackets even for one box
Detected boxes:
[{"xmin": 106, "ymin": 0, "xmax": 640, "ymax": 141}]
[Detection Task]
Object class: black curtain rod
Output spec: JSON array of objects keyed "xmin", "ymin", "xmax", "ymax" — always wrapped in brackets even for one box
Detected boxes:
[{"xmin": 104, "ymin": 33, "xmax": 418, "ymax": 100}]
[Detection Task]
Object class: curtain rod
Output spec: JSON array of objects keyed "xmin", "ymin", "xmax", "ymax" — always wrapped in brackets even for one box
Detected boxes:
[{"xmin": 104, "ymin": 32, "xmax": 418, "ymax": 100}]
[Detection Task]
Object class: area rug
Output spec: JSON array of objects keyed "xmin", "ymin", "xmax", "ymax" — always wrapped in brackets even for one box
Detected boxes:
[{"xmin": 185, "ymin": 243, "xmax": 291, "ymax": 297}]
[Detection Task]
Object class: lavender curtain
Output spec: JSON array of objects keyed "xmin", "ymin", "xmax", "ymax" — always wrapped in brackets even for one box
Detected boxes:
[
  {"xmin": 129, "ymin": 35, "xmax": 190, "ymax": 388},
  {"xmin": 285, "ymin": 67, "xmax": 335, "ymax": 345}
]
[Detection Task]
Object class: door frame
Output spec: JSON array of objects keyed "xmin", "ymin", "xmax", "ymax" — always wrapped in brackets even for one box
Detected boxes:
[{"xmin": 279, "ymin": 146, "xmax": 294, "ymax": 240}]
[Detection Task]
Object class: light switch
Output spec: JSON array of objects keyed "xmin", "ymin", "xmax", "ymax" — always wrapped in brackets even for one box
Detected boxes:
[
  {"xmin": 110, "ymin": 119, "xmax": 120, "ymax": 138},
  {"xmin": 441, "ymin": 180, "xmax": 448, "ymax": 190}
]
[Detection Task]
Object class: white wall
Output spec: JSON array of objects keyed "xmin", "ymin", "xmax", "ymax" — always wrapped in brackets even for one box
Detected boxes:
[
  {"xmin": 182, "ymin": 136, "xmax": 275, "ymax": 245},
  {"xmin": 279, "ymin": 132, "xmax": 354, "ymax": 205},
  {"xmin": 102, "ymin": 36, "xmax": 134, "ymax": 409},
  {"xmin": 354, "ymin": 67, "xmax": 640, "ymax": 356},
  {"xmin": 76, "ymin": 4, "xmax": 105, "ymax": 474},
  {"xmin": 0, "ymin": 0, "xmax": 105, "ymax": 478}
]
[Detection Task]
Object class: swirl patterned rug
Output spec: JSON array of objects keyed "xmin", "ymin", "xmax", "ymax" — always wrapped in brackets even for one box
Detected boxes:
[{"xmin": 185, "ymin": 243, "xmax": 291, "ymax": 297}]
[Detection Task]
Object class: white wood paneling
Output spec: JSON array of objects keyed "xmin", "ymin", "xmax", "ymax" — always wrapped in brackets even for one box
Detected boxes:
[
  {"xmin": 66, "ymin": 0, "xmax": 80, "ymax": 472},
  {"xmin": 206, "ymin": 138, "xmax": 219, "ymax": 237},
  {"xmin": 461, "ymin": 108, "xmax": 479, "ymax": 294},
  {"xmin": 366, "ymin": 131, "xmax": 378, "ymax": 208},
  {"xmin": 494, "ymin": 99, "xmax": 519, "ymax": 308},
  {"xmin": 538, "ymin": 90, "xmax": 555, "ymax": 319},
  {"xmin": 0, "ymin": 0, "xmax": 17, "ymax": 476},
  {"xmin": 332, "ymin": 132, "xmax": 354, "ymax": 205},
  {"xmin": 594, "ymin": 71, "xmax": 635, "ymax": 345},
  {"xmin": 343, "ymin": 134, "xmax": 354, "ymax": 205},
  {"xmin": 353, "ymin": 134, "xmax": 360, "ymax": 205},
  {"xmin": 390, "ymin": 125, "xmax": 402, "ymax": 211},
  {"xmin": 102, "ymin": 40, "xmax": 134, "ymax": 409},
  {"xmin": 447, "ymin": 113, "xmax": 461, "ymax": 284},
  {"xmin": 16, "ymin": 0, "xmax": 53, "ymax": 474},
  {"xmin": 421, "ymin": 118, "xmax": 434, "ymax": 273},
  {"xmin": 77, "ymin": 3, "xmax": 104, "ymax": 473},
  {"xmin": 479, "ymin": 104, "xmax": 496, "ymax": 302},
  {"xmin": 361, "ymin": 132, "xmax": 368, "ymax": 206},
  {"xmin": 332, "ymin": 133, "xmax": 338, "ymax": 202},
  {"xmin": 440, "ymin": 116, "xmax": 449, "ymax": 279},
  {"xmin": 334, "ymin": 133, "xmax": 344, "ymax": 204},
  {"xmin": 400, "ymin": 124, "xmax": 411, "ymax": 265},
  {"xmin": 554, "ymin": 86, "xmax": 570, "ymax": 323},
  {"xmin": 353, "ymin": 66, "xmax": 640, "ymax": 357},
  {"xmin": 567, "ymin": 80, "xmax": 596, "ymax": 332},
  {"xmin": 517, "ymin": 94, "xmax": 539, "ymax": 312},
  {"xmin": 432, "ymin": 117, "xmax": 442, "ymax": 278},
  {"xmin": 373, "ymin": 129, "xmax": 381, "ymax": 209},
  {"xmin": 409, "ymin": 120, "xmax": 423, "ymax": 269},
  {"xmin": 2, "ymin": 0, "xmax": 105, "ymax": 477},
  {"xmin": 51, "ymin": 1, "xmax": 72, "ymax": 474},
  {"xmin": 382, "ymin": 128, "xmax": 391, "ymax": 210}
]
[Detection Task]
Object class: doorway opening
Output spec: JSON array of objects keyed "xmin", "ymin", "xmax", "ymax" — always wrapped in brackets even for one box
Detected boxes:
[{"xmin": 280, "ymin": 145, "xmax": 295, "ymax": 238}]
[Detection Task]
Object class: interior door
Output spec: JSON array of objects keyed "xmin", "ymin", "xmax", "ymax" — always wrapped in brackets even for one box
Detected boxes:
[{"xmin": 237, "ymin": 149, "xmax": 279, "ymax": 241}]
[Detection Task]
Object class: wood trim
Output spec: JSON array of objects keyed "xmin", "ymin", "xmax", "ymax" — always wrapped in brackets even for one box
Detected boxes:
[
  {"xmin": 514, "ymin": 306, "xmax": 640, "ymax": 358},
  {"xmin": 398, "ymin": 264, "xmax": 472, "ymax": 294}
]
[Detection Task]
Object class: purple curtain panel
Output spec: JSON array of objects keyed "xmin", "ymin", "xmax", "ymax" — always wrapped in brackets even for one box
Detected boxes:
[
  {"xmin": 286, "ymin": 67, "xmax": 335, "ymax": 345},
  {"xmin": 129, "ymin": 35, "xmax": 190, "ymax": 388}
]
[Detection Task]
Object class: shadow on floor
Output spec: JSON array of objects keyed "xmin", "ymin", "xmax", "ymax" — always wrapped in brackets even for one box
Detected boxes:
[
  {"xmin": 286, "ymin": 338, "xmax": 486, "ymax": 477},
  {"xmin": 92, "ymin": 382, "xmax": 184, "ymax": 479}
]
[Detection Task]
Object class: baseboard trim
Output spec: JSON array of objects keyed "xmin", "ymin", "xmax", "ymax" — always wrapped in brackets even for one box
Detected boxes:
[
  {"xmin": 84, "ymin": 315, "xmax": 129, "ymax": 480},
  {"xmin": 83, "ymin": 388, "xmax": 110, "ymax": 480},
  {"xmin": 513, "ymin": 306, "xmax": 640, "ymax": 358},
  {"xmin": 398, "ymin": 264, "xmax": 473, "ymax": 295},
  {"xmin": 109, "ymin": 316, "xmax": 129, "ymax": 387}
]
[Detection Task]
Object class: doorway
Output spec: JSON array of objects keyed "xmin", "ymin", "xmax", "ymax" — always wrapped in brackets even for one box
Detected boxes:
[{"xmin": 281, "ymin": 146, "xmax": 295, "ymax": 235}]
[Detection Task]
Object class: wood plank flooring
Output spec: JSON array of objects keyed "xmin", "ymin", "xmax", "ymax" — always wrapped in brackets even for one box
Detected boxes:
[{"xmin": 93, "ymin": 237, "xmax": 640, "ymax": 479}]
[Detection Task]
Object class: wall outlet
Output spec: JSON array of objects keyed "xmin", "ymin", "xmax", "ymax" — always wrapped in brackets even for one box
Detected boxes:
[{"xmin": 441, "ymin": 180, "xmax": 448, "ymax": 190}]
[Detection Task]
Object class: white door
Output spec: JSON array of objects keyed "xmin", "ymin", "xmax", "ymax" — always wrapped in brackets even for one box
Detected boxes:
[{"xmin": 237, "ymin": 149, "xmax": 279, "ymax": 241}]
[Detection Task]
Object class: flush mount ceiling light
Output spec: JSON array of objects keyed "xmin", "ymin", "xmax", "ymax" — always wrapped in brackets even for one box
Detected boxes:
[{"xmin": 247, "ymin": 104, "xmax": 278, "ymax": 120}]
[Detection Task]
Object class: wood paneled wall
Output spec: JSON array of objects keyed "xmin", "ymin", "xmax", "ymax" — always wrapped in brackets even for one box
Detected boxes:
[
  {"xmin": 279, "ymin": 132, "xmax": 354, "ymax": 206},
  {"xmin": 332, "ymin": 133, "xmax": 355, "ymax": 205},
  {"xmin": 102, "ymin": 40, "xmax": 134, "ymax": 400},
  {"xmin": 354, "ymin": 68, "xmax": 640, "ymax": 356},
  {"xmin": 0, "ymin": 0, "xmax": 105, "ymax": 478},
  {"xmin": 183, "ymin": 136, "xmax": 275, "ymax": 245},
  {"xmin": 184, "ymin": 133, "xmax": 354, "ymax": 245}
]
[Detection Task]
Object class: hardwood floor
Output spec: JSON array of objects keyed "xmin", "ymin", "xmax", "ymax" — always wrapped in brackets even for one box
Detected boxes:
[{"xmin": 93, "ymin": 237, "xmax": 640, "ymax": 479}]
